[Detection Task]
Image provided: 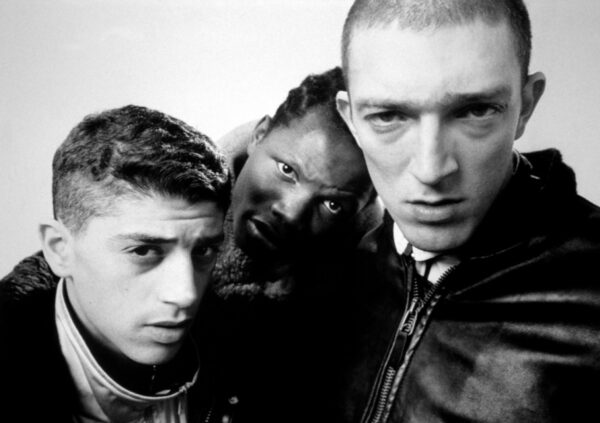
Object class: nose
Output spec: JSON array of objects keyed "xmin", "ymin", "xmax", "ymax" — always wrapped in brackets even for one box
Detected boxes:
[
  {"xmin": 270, "ymin": 187, "xmax": 311, "ymax": 229},
  {"xmin": 409, "ymin": 115, "xmax": 458, "ymax": 185},
  {"xmin": 157, "ymin": 253, "xmax": 200, "ymax": 310}
]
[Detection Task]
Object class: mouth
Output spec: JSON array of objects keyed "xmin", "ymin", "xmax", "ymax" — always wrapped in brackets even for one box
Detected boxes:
[
  {"xmin": 407, "ymin": 198, "xmax": 464, "ymax": 223},
  {"xmin": 151, "ymin": 319, "xmax": 191, "ymax": 329},
  {"xmin": 246, "ymin": 217, "xmax": 282, "ymax": 251},
  {"xmin": 146, "ymin": 319, "xmax": 192, "ymax": 344}
]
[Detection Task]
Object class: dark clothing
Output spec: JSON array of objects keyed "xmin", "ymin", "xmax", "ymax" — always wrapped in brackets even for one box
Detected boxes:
[
  {"xmin": 0, "ymin": 253, "xmax": 222, "ymax": 422},
  {"xmin": 174, "ymin": 149, "xmax": 600, "ymax": 423},
  {"xmin": 4, "ymin": 148, "xmax": 599, "ymax": 423},
  {"xmin": 0, "ymin": 254, "xmax": 77, "ymax": 421},
  {"xmin": 323, "ymin": 149, "xmax": 600, "ymax": 422}
]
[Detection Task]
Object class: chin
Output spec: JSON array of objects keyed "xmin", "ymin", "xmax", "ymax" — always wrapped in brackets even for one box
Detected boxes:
[
  {"xmin": 404, "ymin": 223, "xmax": 473, "ymax": 253},
  {"xmin": 128, "ymin": 345, "xmax": 181, "ymax": 366}
]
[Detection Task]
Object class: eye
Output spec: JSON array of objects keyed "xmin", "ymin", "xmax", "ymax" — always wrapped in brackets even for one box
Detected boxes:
[
  {"xmin": 366, "ymin": 111, "xmax": 408, "ymax": 129},
  {"xmin": 192, "ymin": 245, "xmax": 220, "ymax": 266},
  {"xmin": 457, "ymin": 103, "xmax": 504, "ymax": 119},
  {"xmin": 131, "ymin": 245, "xmax": 161, "ymax": 257},
  {"xmin": 193, "ymin": 245, "xmax": 218, "ymax": 257},
  {"xmin": 323, "ymin": 199, "xmax": 343, "ymax": 215},
  {"xmin": 277, "ymin": 161, "xmax": 296, "ymax": 179},
  {"xmin": 127, "ymin": 245, "xmax": 164, "ymax": 266}
]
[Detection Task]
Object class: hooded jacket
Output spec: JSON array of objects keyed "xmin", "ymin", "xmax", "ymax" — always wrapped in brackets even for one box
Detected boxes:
[{"xmin": 324, "ymin": 149, "xmax": 600, "ymax": 423}]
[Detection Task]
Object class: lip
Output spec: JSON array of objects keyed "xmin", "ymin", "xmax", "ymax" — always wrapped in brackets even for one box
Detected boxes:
[
  {"xmin": 150, "ymin": 319, "xmax": 191, "ymax": 329},
  {"xmin": 146, "ymin": 320, "xmax": 191, "ymax": 344},
  {"xmin": 407, "ymin": 198, "xmax": 464, "ymax": 223},
  {"xmin": 246, "ymin": 217, "xmax": 282, "ymax": 251}
]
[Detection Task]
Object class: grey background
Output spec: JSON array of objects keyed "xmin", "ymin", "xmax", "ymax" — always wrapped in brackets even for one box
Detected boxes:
[{"xmin": 1, "ymin": 0, "xmax": 598, "ymax": 276}]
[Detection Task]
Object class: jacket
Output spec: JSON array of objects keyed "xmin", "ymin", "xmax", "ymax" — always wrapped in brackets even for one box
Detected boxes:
[
  {"xmin": 0, "ymin": 254, "xmax": 224, "ymax": 422},
  {"xmin": 327, "ymin": 149, "xmax": 600, "ymax": 423}
]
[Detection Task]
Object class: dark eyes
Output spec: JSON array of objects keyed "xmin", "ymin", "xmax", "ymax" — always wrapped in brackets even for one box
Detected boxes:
[
  {"xmin": 131, "ymin": 245, "xmax": 161, "ymax": 257},
  {"xmin": 323, "ymin": 200, "xmax": 343, "ymax": 215},
  {"xmin": 277, "ymin": 161, "xmax": 296, "ymax": 179},
  {"xmin": 192, "ymin": 245, "xmax": 219, "ymax": 261},
  {"xmin": 366, "ymin": 111, "xmax": 407, "ymax": 128},
  {"xmin": 127, "ymin": 244, "xmax": 220, "ymax": 267},
  {"xmin": 365, "ymin": 103, "xmax": 504, "ymax": 129},
  {"xmin": 275, "ymin": 160, "xmax": 353, "ymax": 218},
  {"xmin": 456, "ymin": 104, "xmax": 504, "ymax": 119}
]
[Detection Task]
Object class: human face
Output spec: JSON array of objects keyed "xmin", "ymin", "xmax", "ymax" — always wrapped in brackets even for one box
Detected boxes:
[
  {"xmin": 231, "ymin": 108, "xmax": 373, "ymax": 260},
  {"xmin": 64, "ymin": 194, "xmax": 224, "ymax": 365},
  {"xmin": 339, "ymin": 20, "xmax": 543, "ymax": 252}
]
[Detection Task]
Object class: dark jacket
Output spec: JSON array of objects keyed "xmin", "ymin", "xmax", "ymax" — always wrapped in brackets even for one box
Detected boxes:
[
  {"xmin": 181, "ymin": 149, "xmax": 600, "ymax": 423},
  {"xmin": 325, "ymin": 149, "xmax": 600, "ymax": 423},
  {"xmin": 0, "ymin": 254, "xmax": 77, "ymax": 421},
  {"xmin": 0, "ymin": 254, "xmax": 227, "ymax": 422}
]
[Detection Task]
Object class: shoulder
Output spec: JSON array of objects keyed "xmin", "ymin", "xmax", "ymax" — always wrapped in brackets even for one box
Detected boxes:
[
  {"xmin": 215, "ymin": 119, "xmax": 259, "ymax": 176},
  {"xmin": 0, "ymin": 251, "xmax": 59, "ymax": 305}
]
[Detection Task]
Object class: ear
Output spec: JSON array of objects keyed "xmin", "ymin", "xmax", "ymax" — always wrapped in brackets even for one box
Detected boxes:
[
  {"xmin": 336, "ymin": 91, "xmax": 361, "ymax": 147},
  {"xmin": 515, "ymin": 72, "xmax": 546, "ymax": 140},
  {"xmin": 39, "ymin": 220, "xmax": 73, "ymax": 278},
  {"xmin": 248, "ymin": 115, "xmax": 272, "ymax": 155}
]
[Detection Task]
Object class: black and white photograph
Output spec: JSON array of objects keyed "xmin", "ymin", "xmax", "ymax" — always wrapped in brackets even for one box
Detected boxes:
[{"xmin": 1, "ymin": 1, "xmax": 599, "ymax": 422}]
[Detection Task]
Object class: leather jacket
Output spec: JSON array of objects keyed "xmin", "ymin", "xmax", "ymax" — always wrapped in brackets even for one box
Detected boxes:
[{"xmin": 328, "ymin": 149, "xmax": 600, "ymax": 423}]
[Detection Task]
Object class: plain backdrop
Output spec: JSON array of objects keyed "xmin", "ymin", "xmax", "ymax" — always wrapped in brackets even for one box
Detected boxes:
[{"xmin": 1, "ymin": 0, "xmax": 599, "ymax": 276}]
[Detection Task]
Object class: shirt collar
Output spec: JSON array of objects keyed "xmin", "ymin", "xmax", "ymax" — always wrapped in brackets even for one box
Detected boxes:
[
  {"xmin": 393, "ymin": 223, "xmax": 440, "ymax": 262},
  {"xmin": 392, "ymin": 223, "xmax": 461, "ymax": 284}
]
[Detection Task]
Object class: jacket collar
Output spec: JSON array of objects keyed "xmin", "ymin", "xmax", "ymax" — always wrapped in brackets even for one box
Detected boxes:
[{"xmin": 458, "ymin": 149, "xmax": 578, "ymax": 259}]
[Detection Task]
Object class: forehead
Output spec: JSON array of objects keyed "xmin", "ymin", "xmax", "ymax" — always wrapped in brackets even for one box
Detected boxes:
[
  {"xmin": 263, "ymin": 110, "xmax": 369, "ymax": 188},
  {"xmin": 78, "ymin": 193, "xmax": 224, "ymax": 240},
  {"xmin": 346, "ymin": 20, "xmax": 521, "ymax": 104}
]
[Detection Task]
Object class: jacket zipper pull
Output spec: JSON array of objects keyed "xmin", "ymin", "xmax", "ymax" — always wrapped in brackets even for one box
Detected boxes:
[{"xmin": 400, "ymin": 296, "xmax": 421, "ymax": 335}]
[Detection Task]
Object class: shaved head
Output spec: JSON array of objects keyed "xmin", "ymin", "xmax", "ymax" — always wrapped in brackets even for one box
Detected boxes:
[{"xmin": 342, "ymin": 0, "xmax": 532, "ymax": 83}]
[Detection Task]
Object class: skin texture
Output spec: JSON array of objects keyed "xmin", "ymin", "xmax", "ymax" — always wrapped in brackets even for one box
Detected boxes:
[
  {"xmin": 338, "ymin": 19, "xmax": 545, "ymax": 252},
  {"xmin": 231, "ymin": 107, "xmax": 373, "ymax": 262},
  {"xmin": 55, "ymin": 194, "xmax": 224, "ymax": 365}
]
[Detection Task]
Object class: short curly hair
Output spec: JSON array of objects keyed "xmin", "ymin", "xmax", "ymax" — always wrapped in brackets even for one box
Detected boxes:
[
  {"xmin": 269, "ymin": 66, "xmax": 351, "ymax": 137},
  {"xmin": 52, "ymin": 105, "xmax": 231, "ymax": 232}
]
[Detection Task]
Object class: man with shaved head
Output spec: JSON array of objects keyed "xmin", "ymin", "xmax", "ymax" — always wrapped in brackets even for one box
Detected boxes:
[{"xmin": 331, "ymin": 0, "xmax": 600, "ymax": 422}]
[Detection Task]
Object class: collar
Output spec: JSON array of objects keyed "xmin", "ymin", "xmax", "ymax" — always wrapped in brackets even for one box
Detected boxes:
[
  {"xmin": 393, "ymin": 223, "xmax": 439, "ymax": 262},
  {"xmin": 393, "ymin": 224, "xmax": 460, "ymax": 284}
]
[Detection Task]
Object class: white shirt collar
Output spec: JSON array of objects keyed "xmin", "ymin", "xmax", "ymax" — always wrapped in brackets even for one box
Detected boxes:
[
  {"xmin": 393, "ymin": 223, "xmax": 440, "ymax": 262},
  {"xmin": 392, "ymin": 223, "xmax": 460, "ymax": 284}
]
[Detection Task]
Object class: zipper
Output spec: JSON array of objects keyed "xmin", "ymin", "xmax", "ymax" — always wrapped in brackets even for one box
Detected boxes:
[
  {"xmin": 150, "ymin": 364, "xmax": 157, "ymax": 393},
  {"xmin": 368, "ymin": 366, "xmax": 397, "ymax": 423},
  {"xmin": 399, "ymin": 275, "xmax": 422, "ymax": 336},
  {"xmin": 361, "ymin": 254, "xmax": 415, "ymax": 423},
  {"xmin": 366, "ymin": 263, "xmax": 458, "ymax": 423},
  {"xmin": 203, "ymin": 403, "xmax": 214, "ymax": 423}
]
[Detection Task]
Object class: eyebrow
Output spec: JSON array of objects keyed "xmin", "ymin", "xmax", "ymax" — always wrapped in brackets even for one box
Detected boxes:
[
  {"xmin": 355, "ymin": 86, "xmax": 512, "ymax": 113},
  {"xmin": 112, "ymin": 233, "xmax": 224, "ymax": 244},
  {"xmin": 322, "ymin": 186, "xmax": 364, "ymax": 198}
]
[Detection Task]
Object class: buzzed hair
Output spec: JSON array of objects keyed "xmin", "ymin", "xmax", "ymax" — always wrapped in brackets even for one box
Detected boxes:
[
  {"xmin": 52, "ymin": 105, "xmax": 231, "ymax": 232},
  {"xmin": 342, "ymin": 0, "xmax": 532, "ymax": 83}
]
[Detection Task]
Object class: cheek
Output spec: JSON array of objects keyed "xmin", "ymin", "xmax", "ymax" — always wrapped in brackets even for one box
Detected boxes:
[
  {"xmin": 73, "ymin": 252, "xmax": 130, "ymax": 303},
  {"xmin": 360, "ymin": 139, "xmax": 411, "ymax": 192},
  {"xmin": 465, "ymin": 138, "xmax": 514, "ymax": 203},
  {"xmin": 235, "ymin": 161, "xmax": 277, "ymax": 205}
]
